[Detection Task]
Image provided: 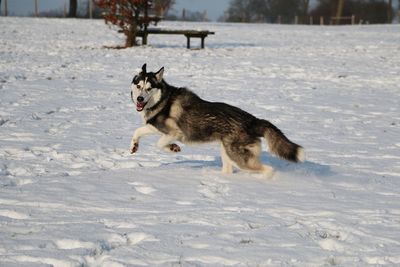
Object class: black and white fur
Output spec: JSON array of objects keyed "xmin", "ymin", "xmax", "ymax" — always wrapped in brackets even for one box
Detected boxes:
[{"xmin": 130, "ymin": 64, "xmax": 304, "ymax": 177}]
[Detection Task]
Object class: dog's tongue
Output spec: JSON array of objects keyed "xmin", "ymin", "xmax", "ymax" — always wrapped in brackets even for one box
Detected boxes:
[{"xmin": 136, "ymin": 102, "xmax": 145, "ymax": 112}]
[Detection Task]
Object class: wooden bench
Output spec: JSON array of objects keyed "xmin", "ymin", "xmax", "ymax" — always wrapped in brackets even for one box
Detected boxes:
[{"xmin": 137, "ymin": 28, "xmax": 215, "ymax": 49}]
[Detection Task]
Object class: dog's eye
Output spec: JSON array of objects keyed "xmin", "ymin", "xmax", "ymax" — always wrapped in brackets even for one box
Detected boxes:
[{"xmin": 136, "ymin": 85, "xmax": 141, "ymax": 89}]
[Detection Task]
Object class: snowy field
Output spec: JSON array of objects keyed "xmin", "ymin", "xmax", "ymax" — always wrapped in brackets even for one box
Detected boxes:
[{"xmin": 1, "ymin": 17, "xmax": 400, "ymax": 266}]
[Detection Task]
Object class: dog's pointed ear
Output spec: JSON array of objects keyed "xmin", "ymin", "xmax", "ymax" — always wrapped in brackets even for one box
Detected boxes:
[
  {"xmin": 141, "ymin": 63, "xmax": 147, "ymax": 74},
  {"xmin": 155, "ymin": 67, "xmax": 164, "ymax": 82}
]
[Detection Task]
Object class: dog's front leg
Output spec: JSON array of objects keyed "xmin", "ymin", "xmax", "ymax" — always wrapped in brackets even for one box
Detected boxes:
[
  {"xmin": 130, "ymin": 124, "xmax": 159, "ymax": 154},
  {"xmin": 157, "ymin": 134, "xmax": 181, "ymax": 153},
  {"xmin": 220, "ymin": 144, "xmax": 233, "ymax": 174}
]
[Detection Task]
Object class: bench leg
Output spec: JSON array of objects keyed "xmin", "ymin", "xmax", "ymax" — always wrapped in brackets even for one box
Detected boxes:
[
  {"xmin": 143, "ymin": 33, "xmax": 148, "ymax": 45},
  {"xmin": 186, "ymin": 36, "xmax": 190, "ymax": 49},
  {"xmin": 144, "ymin": 33, "xmax": 149, "ymax": 45},
  {"xmin": 201, "ymin": 37, "xmax": 206, "ymax": 49}
]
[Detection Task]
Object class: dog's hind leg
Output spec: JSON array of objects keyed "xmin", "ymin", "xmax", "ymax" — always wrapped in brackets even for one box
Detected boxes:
[
  {"xmin": 223, "ymin": 139, "xmax": 274, "ymax": 178},
  {"xmin": 220, "ymin": 144, "xmax": 233, "ymax": 174},
  {"xmin": 157, "ymin": 134, "xmax": 181, "ymax": 153}
]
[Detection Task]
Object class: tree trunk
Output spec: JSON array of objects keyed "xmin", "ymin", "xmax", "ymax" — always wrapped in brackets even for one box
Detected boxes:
[
  {"xmin": 387, "ymin": 0, "xmax": 393, "ymax": 23},
  {"xmin": 125, "ymin": 8, "xmax": 141, "ymax": 48},
  {"xmin": 125, "ymin": 22, "xmax": 138, "ymax": 47},
  {"xmin": 68, "ymin": 0, "xmax": 77, "ymax": 18},
  {"xmin": 302, "ymin": 0, "xmax": 310, "ymax": 18},
  {"xmin": 2, "ymin": 0, "xmax": 8, "ymax": 17},
  {"xmin": 335, "ymin": 0, "xmax": 345, "ymax": 25}
]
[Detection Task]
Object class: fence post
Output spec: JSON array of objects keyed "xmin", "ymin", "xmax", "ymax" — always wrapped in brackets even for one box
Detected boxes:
[
  {"xmin": 320, "ymin": 16, "xmax": 324, "ymax": 25},
  {"xmin": 310, "ymin": 16, "xmax": 313, "ymax": 25},
  {"xmin": 351, "ymin": 14, "xmax": 355, "ymax": 25},
  {"xmin": 294, "ymin": 16, "xmax": 298, "ymax": 24},
  {"xmin": 278, "ymin": 15, "xmax": 281, "ymax": 24},
  {"xmin": 89, "ymin": 0, "xmax": 93, "ymax": 19}
]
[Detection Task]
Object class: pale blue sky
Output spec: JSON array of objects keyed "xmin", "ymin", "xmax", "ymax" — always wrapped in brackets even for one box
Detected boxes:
[{"xmin": 0, "ymin": 0, "xmax": 231, "ymax": 21}]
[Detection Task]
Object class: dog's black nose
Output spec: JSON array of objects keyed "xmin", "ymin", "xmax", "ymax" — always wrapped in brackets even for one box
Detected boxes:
[{"xmin": 137, "ymin": 96, "xmax": 144, "ymax": 103}]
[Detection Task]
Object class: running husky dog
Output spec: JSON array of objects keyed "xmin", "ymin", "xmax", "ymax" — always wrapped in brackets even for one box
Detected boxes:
[{"xmin": 130, "ymin": 64, "xmax": 304, "ymax": 177}]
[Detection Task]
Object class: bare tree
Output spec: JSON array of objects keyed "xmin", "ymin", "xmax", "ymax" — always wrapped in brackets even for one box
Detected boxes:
[
  {"xmin": 69, "ymin": 0, "xmax": 78, "ymax": 17},
  {"xmin": 1, "ymin": 0, "xmax": 8, "ymax": 16},
  {"xmin": 299, "ymin": 0, "xmax": 310, "ymax": 18},
  {"xmin": 387, "ymin": 0, "xmax": 393, "ymax": 22},
  {"xmin": 152, "ymin": 0, "xmax": 175, "ymax": 16},
  {"xmin": 225, "ymin": 0, "xmax": 252, "ymax": 22},
  {"xmin": 335, "ymin": 0, "xmax": 345, "ymax": 25},
  {"xmin": 311, "ymin": 0, "xmax": 393, "ymax": 24},
  {"xmin": 225, "ymin": 0, "xmax": 302, "ymax": 23}
]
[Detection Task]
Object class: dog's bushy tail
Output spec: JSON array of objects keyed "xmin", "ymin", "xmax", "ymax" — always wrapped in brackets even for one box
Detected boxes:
[{"xmin": 254, "ymin": 119, "xmax": 305, "ymax": 163}]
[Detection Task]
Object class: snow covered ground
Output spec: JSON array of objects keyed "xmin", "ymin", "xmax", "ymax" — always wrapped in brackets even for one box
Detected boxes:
[{"xmin": 1, "ymin": 17, "xmax": 400, "ymax": 266}]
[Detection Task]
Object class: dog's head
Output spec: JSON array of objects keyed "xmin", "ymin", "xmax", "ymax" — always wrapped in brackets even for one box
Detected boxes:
[{"xmin": 131, "ymin": 64, "xmax": 164, "ymax": 112}]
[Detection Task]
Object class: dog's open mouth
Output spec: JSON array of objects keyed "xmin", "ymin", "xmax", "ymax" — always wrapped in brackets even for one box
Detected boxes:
[{"xmin": 136, "ymin": 102, "xmax": 147, "ymax": 112}]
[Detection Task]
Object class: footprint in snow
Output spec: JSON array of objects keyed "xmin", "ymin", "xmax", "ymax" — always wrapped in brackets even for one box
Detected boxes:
[
  {"xmin": 0, "ymin": 118, "xmax": 9, "ymax": 126},
  {"xmin": 55, "ymin": 239, "xmax": 96, "ymax": 250},
  {"xmin": 129, "ymin": 182, "xmax": 157, "ymax": 195},
  {"xmin": 125, "ymin": 232, "xmax": 156, "ymax": 245},
  {"xmin": 0, "ymin": 210, "xmax": 30, "ymax": 220},
  {"xmin": 198, "ymin": 179, "xmax": 230, "ymax": 200}
]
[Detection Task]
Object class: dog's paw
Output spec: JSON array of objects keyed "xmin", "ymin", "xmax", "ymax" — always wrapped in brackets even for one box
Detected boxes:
[
  {"xmin": 169, "ymin": 143, "xmax": 181, "ymax": 153},
  {"xmin": 130, "ymin": 142, "xmax": 139, "ymax": 154}
]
